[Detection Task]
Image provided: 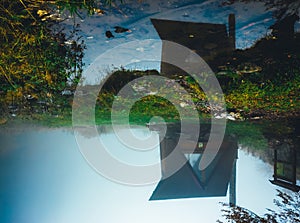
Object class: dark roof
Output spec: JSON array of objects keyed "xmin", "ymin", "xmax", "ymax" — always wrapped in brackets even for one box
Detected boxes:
[
  {"xmin": 151, "ymin": 18, "xmax": 234, "ymax": 72},
  {"xmin": 149, "ymin": 134, "xmax": 238, "ymax": 200}
]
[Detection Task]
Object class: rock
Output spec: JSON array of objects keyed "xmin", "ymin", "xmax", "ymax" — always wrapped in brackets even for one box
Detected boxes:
[
  {"xmin": 236, "ymin": 63, "xmax": 262, "ymax": 74},
  {"xmin": 61, "ymin": 89, "xmax": 73, "ymax": 96},
  {"xmin": 214, "ymin": 112, "xmax": 244, "ymax": 121},
  {"xmin": 226, "ymin": 114, "xmax": 236, "ymax": 121},
  {"xmin": 180, "ymin": 102, "xmax": 188, "ymax": 108},
  {"xmin": 105, "ymin": 30, "xmax": 114, "ymax": 38},
  {"xmin": 114, "ymin": 26, "xmax": 131, "ymax": 33}
]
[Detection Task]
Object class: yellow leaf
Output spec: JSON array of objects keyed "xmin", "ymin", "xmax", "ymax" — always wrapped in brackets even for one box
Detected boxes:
[{"xmin": 45, "ymin": 71, "xmax": 52, "ymax": 84}]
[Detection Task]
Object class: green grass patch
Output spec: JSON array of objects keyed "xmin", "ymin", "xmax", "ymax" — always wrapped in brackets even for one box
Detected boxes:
[{"xmin": 226, "ymin": 120, "xmax": 268, "ymax": 149}]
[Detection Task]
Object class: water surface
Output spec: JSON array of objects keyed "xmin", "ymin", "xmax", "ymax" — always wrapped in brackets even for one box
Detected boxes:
[{"xmin": 0, "ymin": 123, "xmax": 297, "ymax": 223}]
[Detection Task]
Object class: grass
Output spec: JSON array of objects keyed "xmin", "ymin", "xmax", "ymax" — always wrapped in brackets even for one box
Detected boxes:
[
  {"xmin": 224, "ymin": 79, "xmax": 300, "ymax": 115},
  {"xmin": 1, "ymin": 67, "xmax": 299, "ymax": 126},
  {"xmin": 1, "ymin": 36, "xmax": 300, "ymax": 146},
  {"xmin": 1, "ymin": 94, "xmax": 298, "ymax": 153},
  {"xmin": 225, "ymin": 120, "xmax": 268, "ymax": 149}
]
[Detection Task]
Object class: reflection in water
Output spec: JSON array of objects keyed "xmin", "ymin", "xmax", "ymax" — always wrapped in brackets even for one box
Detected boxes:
[
  {"xmin": 270, "ymin": 142, "xmax": 300, "ymax": 192},
  {"xmin": 0, "ymin": 124, "xmax": 288, "ymax": 223},
  {"xmin": 242, "ymin": 118, "xmax": 300, "ymax": 192},
  {"xmin": 149, "ymin": 123, "xmax": 238, "ymax": 204},
  {"xmin": 151, "ymin": 16, "xmax": 235, "ymax": 73}
]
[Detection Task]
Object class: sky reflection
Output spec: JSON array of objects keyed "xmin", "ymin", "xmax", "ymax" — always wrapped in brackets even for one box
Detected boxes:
[{"xmin": 0, "ymin": 126, "xmax": 282, "ymax": 223}]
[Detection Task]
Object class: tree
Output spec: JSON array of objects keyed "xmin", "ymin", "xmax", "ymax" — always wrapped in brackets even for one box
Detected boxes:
[
  {"xmin": 222, "ymin": 0, "xmax": 300, "ymax": 41},
  {"xmin": 219, "ymin": 190, "xmax": 300, "ymax": 223}
]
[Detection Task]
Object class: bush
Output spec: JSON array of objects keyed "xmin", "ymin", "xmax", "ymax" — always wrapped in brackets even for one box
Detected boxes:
[{"xmin": 0, "ymin": 0, "xmax": 85, "ymax": 114}]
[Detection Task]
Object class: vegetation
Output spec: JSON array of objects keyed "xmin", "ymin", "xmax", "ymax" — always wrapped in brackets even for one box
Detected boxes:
[
  {"xmin": 1, "ymin": 55, "xmax": 299, "ymax": 126},
  {"xmin": 0, "ymin": 0, "xmax": 116, "ymax": 123},
  {"xmin": 225, "ymin": 121, "xmax": 268, "ymax": 149},
  {"xmin": 219, "ymin": 190, "xmax": 300, "ymax": 223},
  {"xmin": 217, "ymin": 32, "xmax": 300, "ymax": 119},
  {"xmin": 0, "ymin": 0, "xmax": 299, "ymax": 127}
]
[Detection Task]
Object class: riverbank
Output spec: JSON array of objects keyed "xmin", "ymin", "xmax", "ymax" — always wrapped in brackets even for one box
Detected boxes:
[
  {"xmin": 0, "ymin": 75, "xmax": 299, "ymax": 127},
  {"xmin": 0, "ymin": 100, "xmax": 299, "ymax": 128},
  {"xmin": 1, "ymin": 38, "xmax": 299, "ymax": 126}
]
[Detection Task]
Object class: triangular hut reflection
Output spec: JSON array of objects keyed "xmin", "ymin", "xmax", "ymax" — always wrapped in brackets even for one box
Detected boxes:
[{"xmin": 149, "ymin": 123, "xmax": 238, "ymax": 205}]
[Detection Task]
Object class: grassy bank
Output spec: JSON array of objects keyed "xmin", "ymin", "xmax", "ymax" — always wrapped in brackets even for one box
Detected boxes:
[
  {"xmin": 1, "ymin": 35, "xmax": 300, "ymax": 127},
  {"xmin": 0, "ymin": 66, "xmax": 299, "ymax": 127}
]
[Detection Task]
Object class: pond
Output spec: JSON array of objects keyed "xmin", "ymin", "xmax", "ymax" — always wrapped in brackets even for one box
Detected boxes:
[{"xmin": 1, "ymin": 121, "xmax": 299, "ymax": 223}]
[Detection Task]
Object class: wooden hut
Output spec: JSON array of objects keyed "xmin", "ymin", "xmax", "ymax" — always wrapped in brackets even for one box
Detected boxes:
[{"xmin": 151, "ymin": 14, "xmax": 235, "ymax": 74}]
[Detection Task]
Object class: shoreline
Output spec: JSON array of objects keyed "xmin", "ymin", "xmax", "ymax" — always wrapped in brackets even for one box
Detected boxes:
[{"xmin": 0, "ymin": 109, "xmax": 299, "ymax": 128}]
